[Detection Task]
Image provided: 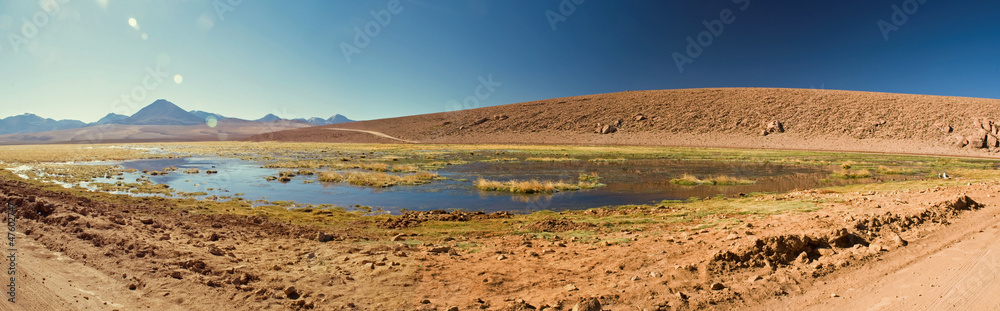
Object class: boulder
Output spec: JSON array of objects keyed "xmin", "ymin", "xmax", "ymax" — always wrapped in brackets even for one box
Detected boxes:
[
  {"xmin": 969, "ymin": 129, "xmax": 989, "ymax": 148},
  {"xmin": 470, "ymin": 117, "xmax": 490, "ymax": 126},
  {"xmin": 989, "ymin": 133, "xmax": 999, "ymax": 148},
  {"xmin": 954, "ymin": 135, "xmax": 969, "ymax": 148},
  {"xmin": 634, "ymin": 114, "xmax": 646, "ymax": 121},
  {"xmin": 762, "ymin": 120, "xmax": 785, "ymax": 136},
  {"xmin": 599, "ymin": 124, "xmax": 616, "ymax": 134}
]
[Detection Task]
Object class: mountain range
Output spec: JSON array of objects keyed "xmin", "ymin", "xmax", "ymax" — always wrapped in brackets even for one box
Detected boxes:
[{"xmin": 0, "ymin": 100, "xmax": 353, "ymax": 135}]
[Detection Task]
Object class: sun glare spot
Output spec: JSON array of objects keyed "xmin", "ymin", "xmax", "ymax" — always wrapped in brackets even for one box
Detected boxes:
[
  {"xmin": 173, "ymin": 74, "xmax": 183, "ymax": 84},
  {"xmin": 128, "ymin": 18, "xmax": 139, "ymax": 30}
]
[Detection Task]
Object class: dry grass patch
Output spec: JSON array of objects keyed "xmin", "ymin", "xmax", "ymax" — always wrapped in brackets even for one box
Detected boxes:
[
  {"xmin": 588, "ymin": 158, "xmax": 626, "ymax": 163},
  {"xmin": 876, "ymin": 165, "xmax": 914, "ymax": 175},
  {"xmin": 670, "ymin": 174, "xmax": 756, "ymax": 186},
  {"xmin": 831, "ymin": 169, "xmax": 874, "ymax": 179},
  {"xmin": 524, "ymin": 157, "xmax": 579, "ymax": 162},
  {"xmin": 318, "ymin": 171, "xmax": 437, "ymax": 187},
  {"xmin": 475, "ymin": 173, "xmax": 605, "ymax": 194}
]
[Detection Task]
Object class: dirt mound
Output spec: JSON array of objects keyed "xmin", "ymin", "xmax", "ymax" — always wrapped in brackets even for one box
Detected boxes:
[
  {"xmin": 249, "ymin": 88, "xmax": 1000, "ymax": 156},
  {"xmin": 525, "ymin": 218, "xmax": 597, "ymax": 232},
  {"xmin": 707, "ymin": 195, "xmax": 982, "ymax": 274},
  {"xmin": 0, "ymin": 178, "xmax": 420, "ymax": 310}
]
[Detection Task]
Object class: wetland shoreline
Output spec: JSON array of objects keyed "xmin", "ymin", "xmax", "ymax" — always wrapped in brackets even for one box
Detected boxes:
[{"xmin": 2, "ymin": 142, "xmax": 1000, "ymax": 310}]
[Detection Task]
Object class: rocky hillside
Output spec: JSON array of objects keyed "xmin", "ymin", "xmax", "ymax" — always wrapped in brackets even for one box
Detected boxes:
[{"xmin": 250, "ymin": 88, "xmax": 1000, "ymax": 156}]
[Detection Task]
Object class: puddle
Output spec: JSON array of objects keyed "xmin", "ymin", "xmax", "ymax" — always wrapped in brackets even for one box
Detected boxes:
[{"xmin": 84, "ymin": 157, "xmax": 903, "ymax": 213}]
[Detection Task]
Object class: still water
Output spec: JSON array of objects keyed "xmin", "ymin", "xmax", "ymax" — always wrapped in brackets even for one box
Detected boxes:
[{"xmin": 93, "ymin": 157, "xmax": 884, "ymax": 213}]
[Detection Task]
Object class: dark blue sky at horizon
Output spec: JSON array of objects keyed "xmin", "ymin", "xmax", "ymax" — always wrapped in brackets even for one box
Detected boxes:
[{"xmin": 1, "ymin": 0, "xmax": 998, "ymax": 122}]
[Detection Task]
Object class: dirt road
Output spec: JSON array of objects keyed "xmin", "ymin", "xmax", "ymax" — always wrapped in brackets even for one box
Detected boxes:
[
  {"xmin": 1, "ymin": 232, "xmax": 184, "ymax": 311},
  {"xmin": 758, "ymin": 195, "xmax": 1000, "ymax": 311},
  {"xmin": 324, "ymin": 128, "xmax": 419, "ymax": 143}
]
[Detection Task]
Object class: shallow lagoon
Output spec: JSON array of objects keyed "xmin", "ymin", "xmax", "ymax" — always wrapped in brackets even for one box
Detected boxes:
[{"xmin": 93, "ymin": 156, "xmax": 898, "ymax": 213}]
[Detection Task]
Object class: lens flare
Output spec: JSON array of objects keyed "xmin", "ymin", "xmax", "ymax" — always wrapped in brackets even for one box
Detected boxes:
[
  {"xmin": 206, "ymin": 116, "xmax": 218, "ymax": 128},
  {"xmin": 173, "ymin": 74, "xmax": 183, "ymax": 84}
]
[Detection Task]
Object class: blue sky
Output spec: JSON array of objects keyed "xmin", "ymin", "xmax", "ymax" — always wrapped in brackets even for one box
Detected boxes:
[{"xmin": 1, "ymin": 0, "xmax": 998, "ymax": 122}]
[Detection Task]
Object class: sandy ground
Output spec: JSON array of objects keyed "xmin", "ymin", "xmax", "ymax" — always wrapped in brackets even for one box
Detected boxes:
[
  {"xmin": 0, "ymin": 232, "xmax": 185, "ymax": 311},
  {"xmin": 1, "ymin": 173, "xmax": 999, "ymax": 310}
]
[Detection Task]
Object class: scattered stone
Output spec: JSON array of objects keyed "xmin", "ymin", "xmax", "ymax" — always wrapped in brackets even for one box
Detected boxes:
[
  {"xmin": 869, "ymin": 243, "xmax": 885, "ymax": 252},
  {"xmin": 317, "ymin": 232, "xmax": 335, "ymax": 242},
  {"xmin": 649, "ymin": 271, "xmax": 662, "ymax": 278},
  {"xmin": 470, "ymin": 117, "xmax": 490, "ymax": 126},
  {"xmin": 391, "ymin": 234, "xmax": 406, "ymax": 242},
  {"xmin": 284, "ymin": 286, "xmax": 299, "ymax": 299},
  {"xmin": 711, "ymin": 282, "xmax": 726, "ymax": 290},
  {"xmin": 497, "ymin": 254, "xmax": 507, "ymax": 261},
  {"xmin": 796, "ymin": 252, "xmax": 811, "ymax": 264},
  {"xmin": 427, "ymin": 246, "xmax": 452, "ymax": 254},
  {"xmin": 634, "ymin": 114, "xmax": 646, "ymax": 121},
  {"xmin": 831, "ymin": 293, "xmax": 839, "ymax": 298},
  {"xmin": 888, "ymin": 233, "xmax": 908, "ymax": 248},
  {"xmin": 572, "ymin": 297, "xmax": 601, "ymax": 311},
  {"xmin": 446, "ymin": 307, "xmax": 460, "ymax": 311},
  {"xmin": 564, "ymin": 284, "xmax": 578, "ymax": 291},
  {"xmin": 934, "ymin": 122, "xmax": 953, "ymax": 133},
  {"xmin": 207, "ymin": 245, "xmax": 225, "ymax": 256},
  {"xmin": 598, "ymin": 124, "xmax": 617, "ymax": 134},
  {"xmin": 748, "ymin": 275, "xmax": 761, "ymax": 283},
  {"xmin": 169, "ymin": 271, "xmax": 183, "ymax": 279},
  {"xmin": 762, "ymin": 120, "xmax": 785, "ymax": 136},
  {"xmin": 420, "ymin": 299, "xmax": 431, "ymax": 304}
]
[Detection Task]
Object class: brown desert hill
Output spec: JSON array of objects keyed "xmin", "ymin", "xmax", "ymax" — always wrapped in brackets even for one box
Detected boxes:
[{"xmin": 249, "ymin": 88, "xmax": 1000, "ymax": 156}]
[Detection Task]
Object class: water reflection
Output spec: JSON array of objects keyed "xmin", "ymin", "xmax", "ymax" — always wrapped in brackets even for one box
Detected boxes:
[{"xmin": 91, "ymin": 156, "xmax": 899, "ymax": 213}]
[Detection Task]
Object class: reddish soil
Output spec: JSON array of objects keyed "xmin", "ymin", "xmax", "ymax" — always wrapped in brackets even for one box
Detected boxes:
[
  {"xmin": 4, "ymin": 174, "xmax": 1000, "ymax": 310},
  {"xmin": 251, "ymin": 88, "xmax": 1000, "ymax": 157}
]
